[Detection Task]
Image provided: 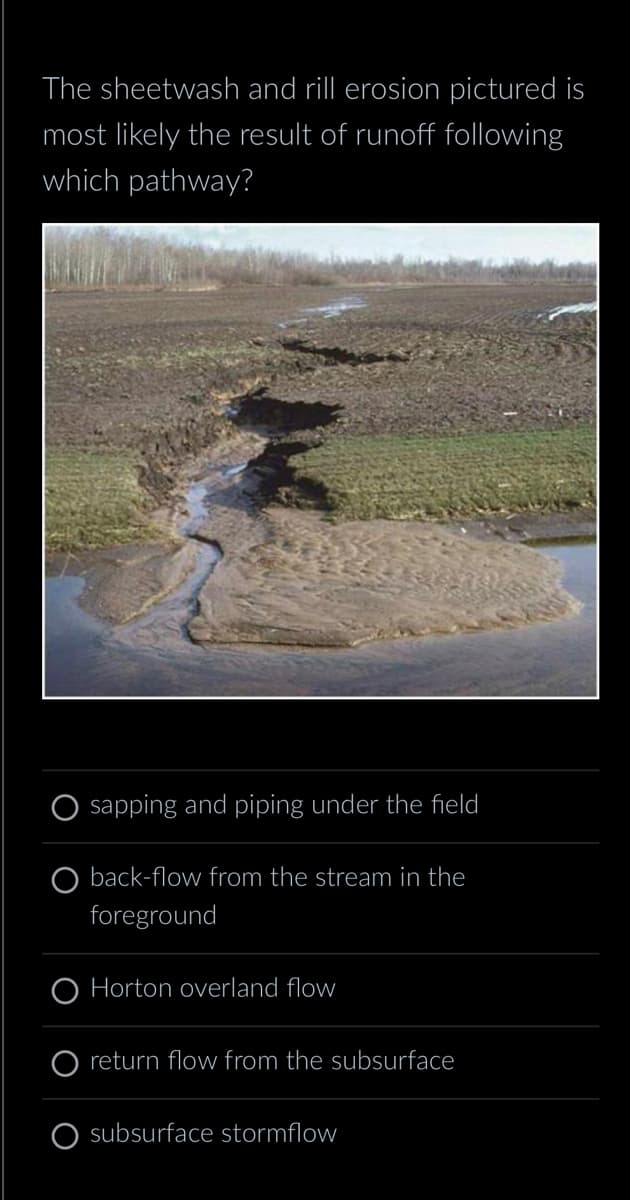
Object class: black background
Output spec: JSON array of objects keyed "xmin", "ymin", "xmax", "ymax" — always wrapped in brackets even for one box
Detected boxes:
[{"xmin": 3, "ymin": 15, "xmax": 601, "ymax": 1192}]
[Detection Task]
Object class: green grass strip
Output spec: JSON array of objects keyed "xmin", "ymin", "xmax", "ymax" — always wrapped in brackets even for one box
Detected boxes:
[
  {"xmin": 46, "ymin": 448, "xmax": 158, "ymax": 551},
  {"xmin": 292, "ymin": 427, "xmax": 596, "ymax": 520}
]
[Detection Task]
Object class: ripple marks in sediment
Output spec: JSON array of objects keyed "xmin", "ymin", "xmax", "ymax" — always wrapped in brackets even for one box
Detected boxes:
[{"xmin": 188, "ymin": 510, "xmax": 581, "ymax": 647}]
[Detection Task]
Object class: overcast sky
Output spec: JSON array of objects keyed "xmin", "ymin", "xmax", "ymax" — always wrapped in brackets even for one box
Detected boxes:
[{"xmin": 61, "ymin": 223, "xmax": 598, "ymax": 263}]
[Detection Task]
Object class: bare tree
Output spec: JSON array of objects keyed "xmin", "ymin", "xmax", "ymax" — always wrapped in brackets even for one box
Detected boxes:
[{"xmin": 44, "ymin": 228, "xmax": 596, "ymax": 289}]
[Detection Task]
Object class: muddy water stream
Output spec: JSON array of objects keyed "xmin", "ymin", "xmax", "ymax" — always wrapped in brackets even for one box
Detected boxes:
[
  {"xmin": 538, "ymin": 301, "xmax": 597, "ymax": 321},
  {"xmin": 115, "ymin": 466, "xmax": 229, "ymax": 646},
  {"xmin": 276, "ymin": 295, "xmax": 368, "ymax": 328}
]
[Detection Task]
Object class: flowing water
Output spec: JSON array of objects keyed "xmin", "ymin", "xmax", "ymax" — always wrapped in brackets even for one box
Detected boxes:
[
  {"xmin": 275, "ymin": 295, "xmax": 368, "ymax": 327},
  {"xmin": 538, "ymin": 301, "xmax": 597, "ymax": 321},
  {"xmin": 301, "ymin": 295, "xmax": 369, "ymax": 318}
]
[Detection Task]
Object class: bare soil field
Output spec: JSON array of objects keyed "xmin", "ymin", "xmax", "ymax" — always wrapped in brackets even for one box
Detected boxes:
[{"xmin": 46, "ymin": 282, "xmax": 596, "ymax": 454}]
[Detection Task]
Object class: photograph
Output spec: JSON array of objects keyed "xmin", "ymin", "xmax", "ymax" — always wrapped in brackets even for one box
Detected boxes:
[{"xmin": 43, "ymin": 222, "xmax": 597, "ymax": 698}]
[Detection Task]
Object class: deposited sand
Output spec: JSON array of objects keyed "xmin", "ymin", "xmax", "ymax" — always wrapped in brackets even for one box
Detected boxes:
[
  {"xmin": 72, "ymin": 540, "xmax": 197, "ymax": 624},
  {"xmin": 188, "ymin": 509, "xmax": 580, "ymax": 648}
]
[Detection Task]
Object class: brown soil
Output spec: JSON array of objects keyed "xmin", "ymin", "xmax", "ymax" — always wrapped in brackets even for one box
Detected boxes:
[
  {"xmin": 60, "ymin": 541, "xmax": 197, "ymax": 624},
  {"xmin": 189, "ymin": 508, "xmax": 580, "ymax": 648},
  {"xmin": 46, "ymin": 282, "xmax": 596, "ymax": 456},
  {"xmin": 441, "ymin": 509, "xmax": 597, "ymax": 544}
]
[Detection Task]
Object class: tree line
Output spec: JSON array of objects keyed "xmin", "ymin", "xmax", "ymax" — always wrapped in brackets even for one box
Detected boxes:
[{"xmin": 45, "ymin": 227, "xmax": 596, "ymax": 288}]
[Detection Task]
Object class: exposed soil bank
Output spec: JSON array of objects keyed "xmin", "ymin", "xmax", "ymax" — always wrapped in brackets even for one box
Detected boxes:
[
  {"xmin": 280, "ymin": 335, "xmax": 410, "ymax": 365},
  {"xmin": 233, "ymin": 387, "xmax": 341, "ymax": 433},
  {"xmin": 188, "ymin": 508, "xmax": 579, "ymax": 648},
  {"xmin": 442, "ymin": 509, "xmax": 597, "ymax": 544}
]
